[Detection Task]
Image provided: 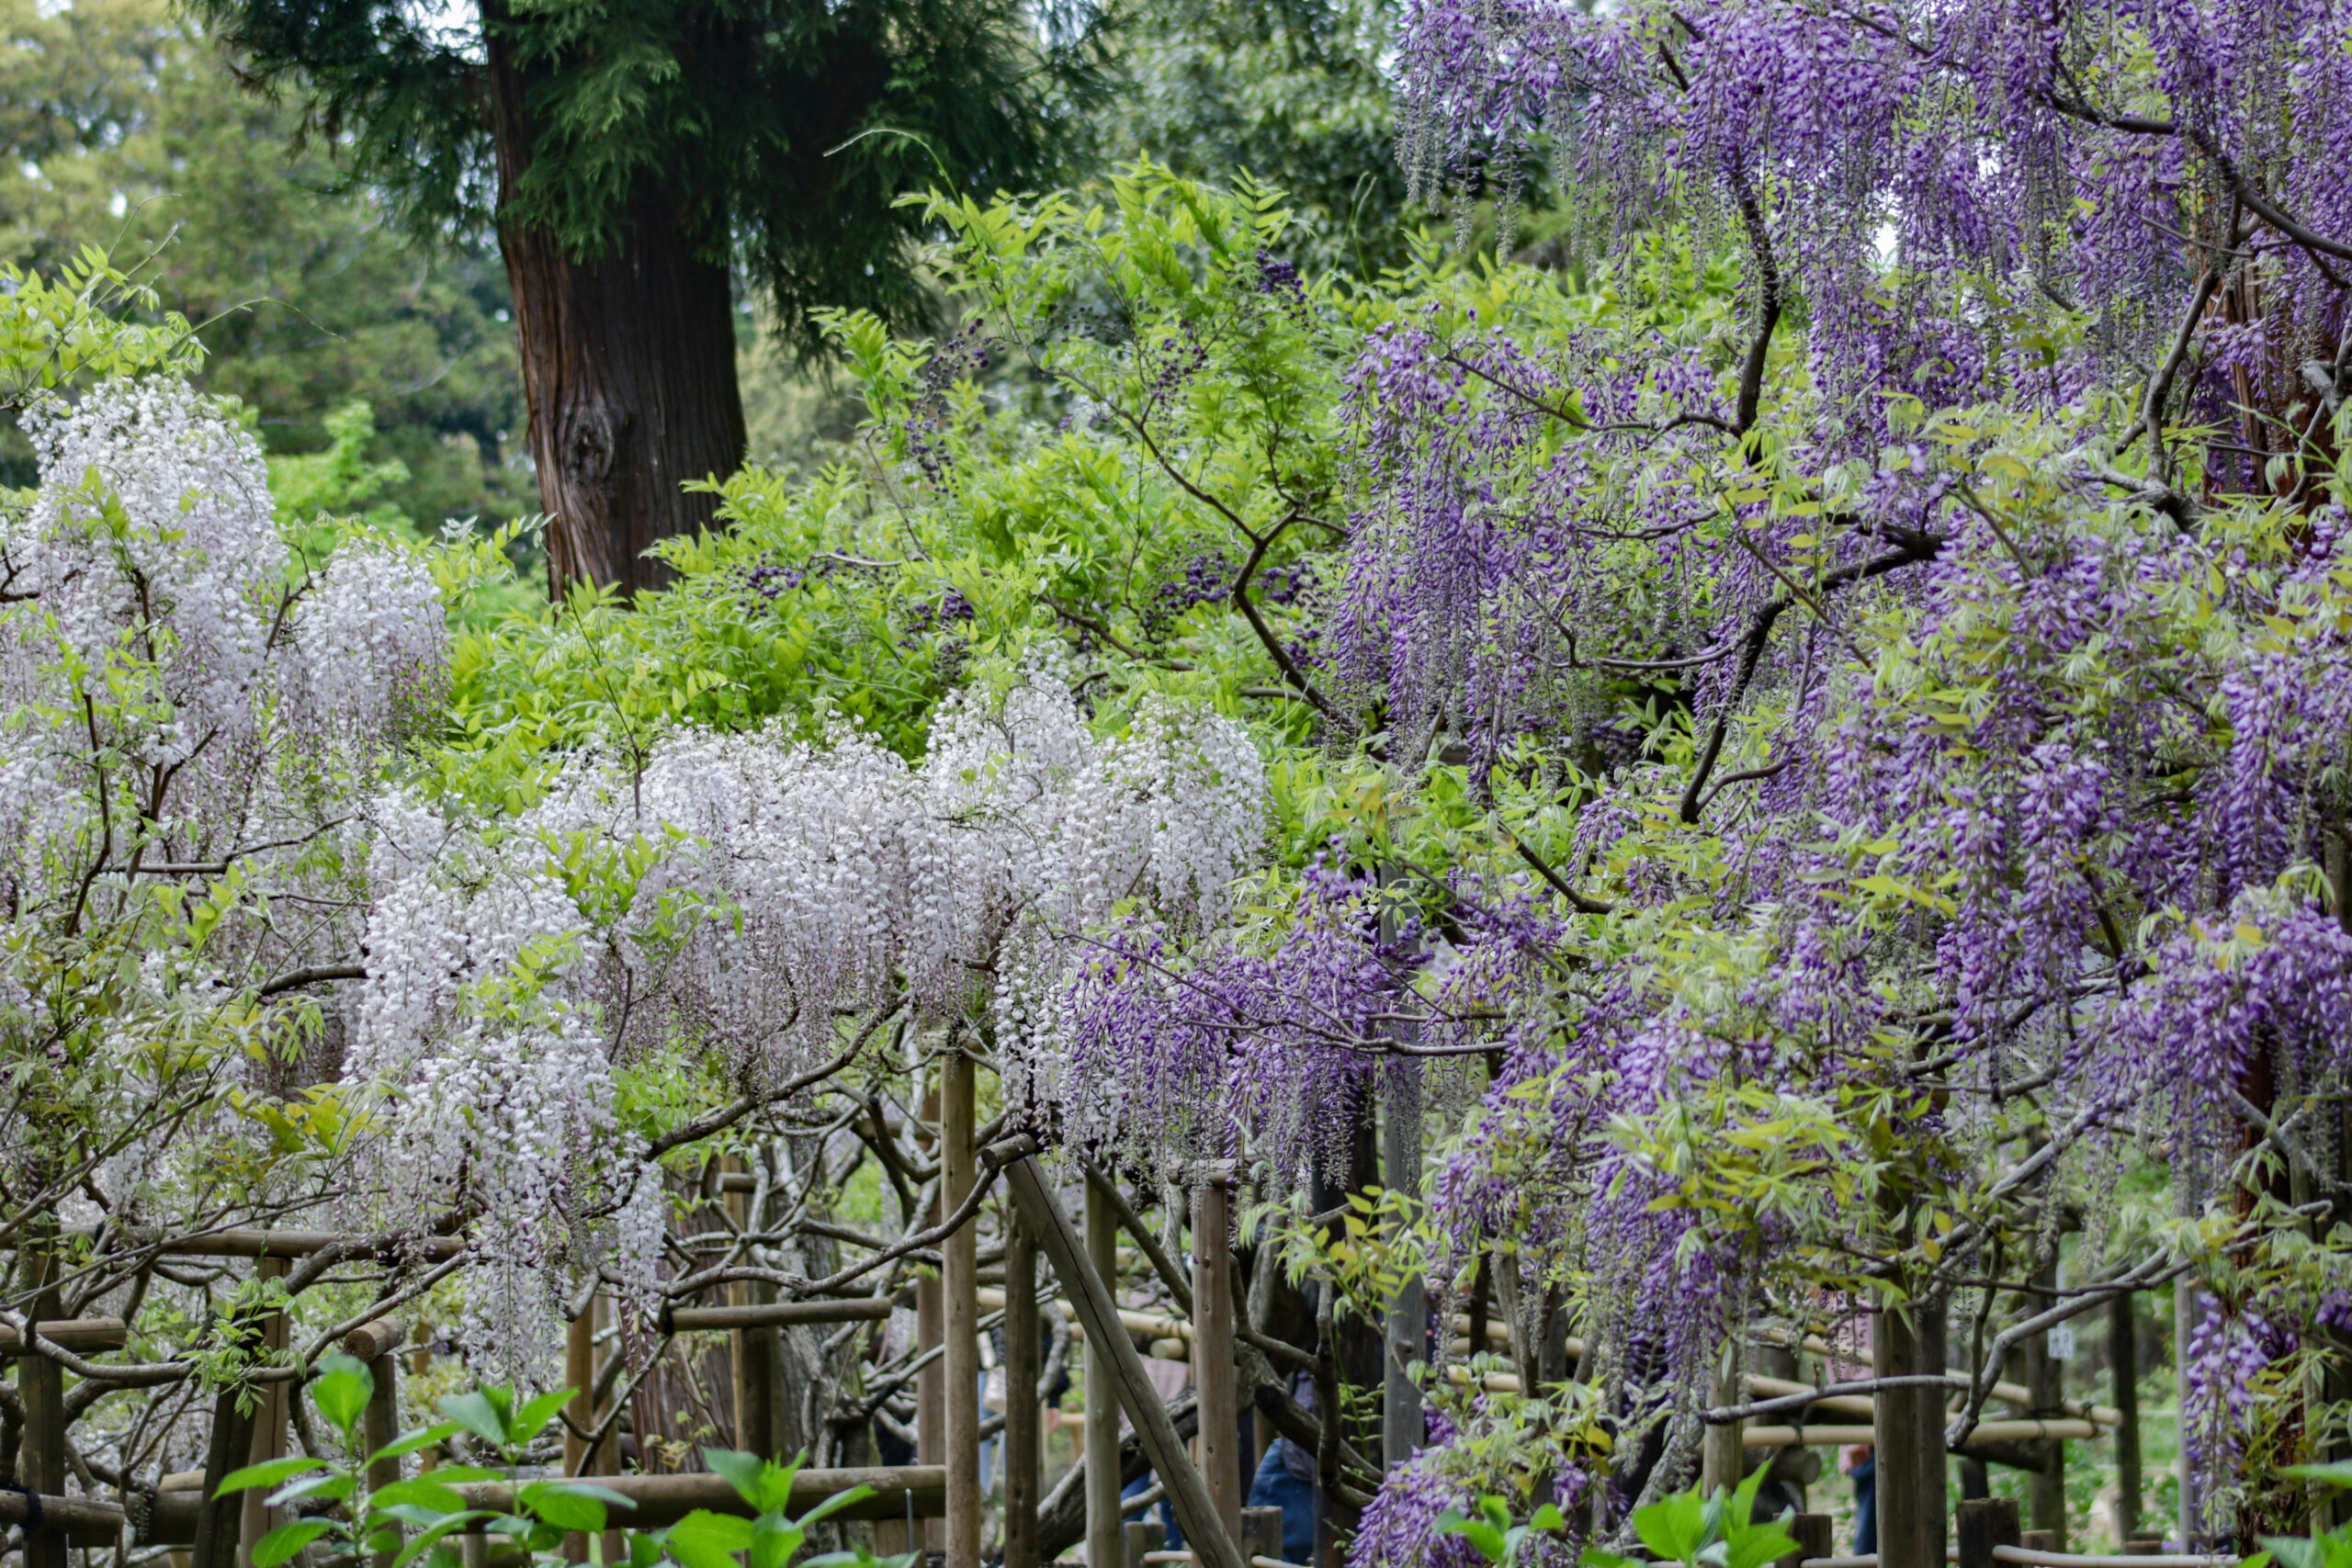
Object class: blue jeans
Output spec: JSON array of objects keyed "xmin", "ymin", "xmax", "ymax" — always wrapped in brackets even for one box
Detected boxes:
[
  {"xmin": 1125, "ymin": 1471, "xmax": 1181, "ymax": 1551},
  {"xmin": 1247, "ymin": 1441, "xmax": 1317, "ymax": 1565},
  {"xmin": 1852, "ymin": 1457, "xmax": 1877, "ymax": 1555}
]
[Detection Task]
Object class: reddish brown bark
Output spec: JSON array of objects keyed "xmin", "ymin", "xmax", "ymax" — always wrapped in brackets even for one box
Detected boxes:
[{"xmin": 485, "ymin": 17, "xmax": 746, "ymax": 600}]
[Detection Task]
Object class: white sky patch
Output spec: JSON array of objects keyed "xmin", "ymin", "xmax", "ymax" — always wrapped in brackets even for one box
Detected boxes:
[{"xmin": 407, "ymin": 0, "xmax": 481, "ymax": 57}]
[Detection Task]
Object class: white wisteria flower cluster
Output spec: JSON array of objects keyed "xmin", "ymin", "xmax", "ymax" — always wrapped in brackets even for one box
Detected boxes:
[
  {"xmin": 0, "ymin": 378, "xmax": 449, "ymax": 1262},
  {"xmin": 344, "ymin": 660, "xmax": 1263, "ymax": 1365}
]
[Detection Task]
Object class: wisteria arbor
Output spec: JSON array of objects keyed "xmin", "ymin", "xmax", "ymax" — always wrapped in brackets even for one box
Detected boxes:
[{"xmin": 5, "ymin": 2, "xmax": 2352, "ymax": 1568}]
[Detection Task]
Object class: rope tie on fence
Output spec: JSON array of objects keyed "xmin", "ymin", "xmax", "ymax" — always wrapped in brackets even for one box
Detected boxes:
[{"xmin": 10, "ymin": 1485, "xmax": 41, "ymax": 1535}]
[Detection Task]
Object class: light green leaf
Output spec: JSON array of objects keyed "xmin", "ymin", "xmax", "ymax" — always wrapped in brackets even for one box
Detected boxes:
[{"xmin": 254, "ymin": 1518, "xmax": 336, "ymax": 1568}]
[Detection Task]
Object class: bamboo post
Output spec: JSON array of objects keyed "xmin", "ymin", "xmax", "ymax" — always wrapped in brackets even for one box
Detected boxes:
[
  {"xmin": 1193, "ymin": 1179, "xmax": 1241, "ymax": 1546},
  {"xmin": 345, "ymin": 1318, "xmax": 407, "ymax": 1568},
  {"xmin": 1004, "ymin": 1212, "xmax": 1042, "ymax": 1568},
  {"xmin": 563, "ymin": 1294, "xmax": 596, "ymax": 1564},
  {"xmin": 1381, "ymin": 1061, "xmax": 1424, "ymax": 1472},
  {"xmin": 944, "ymin": 1052, "xmax": 982, "ymax": 1568},
  {"xmin": 240, "ymin": 1255, "xmax": 291, "ymax": 1568},
  {"xmin": 1086, "ymin": 1178, "xmax": 1124, "ymax": 1568},
  {"xmin": 17, "ymin": 1234, "xmax": 67, "ymax": 1568},
  {"xmin": 2110, "ymin": 1291, "xmax": 2141, "ymax": 1543},
  {"xmin": 998, "ymin": 1146, "xmax": 1247, "ymax": 1568}
]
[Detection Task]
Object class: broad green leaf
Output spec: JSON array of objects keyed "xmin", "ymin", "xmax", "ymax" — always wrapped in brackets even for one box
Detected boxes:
[
  {"xmin": 435, "ymin": 1391, "xmax": 512, "ymax": 1450},
  {"xmin": 312, "ymin": 1353, "xmax": 376, "ymax": 1433},
  {"xmin": 515, "ymin": 1388, "xmax": 575, "ymax": 1443},
  {"xmin": 368, "ymin": 1423, "xmax": 458, "ymax": 1464},
  {"xmin": 664, "ymin": 1508, "xmax": 757, "ymax": 1568},
  {"xmin": 254, "ymin": 1518, "xmax": 336, "ymax": 1568},
  {"xmin": 750, "ymin": 1515, "xmax": 806, "ymax": 1568},
  {"xmin": 268, "ymin": 1472, "xmax": 356, "ymax": 1509},
  {"xmin": 217, "ymin": 1457, "xmax": 328, "ymax": 1497},
  {"xmin": 368, "ymin": 1479, "xmax": 469, "ymax": 1515},
  {"xmin": 791, "ymin": 1485, "xmax": 875, "ymax": 1529}
]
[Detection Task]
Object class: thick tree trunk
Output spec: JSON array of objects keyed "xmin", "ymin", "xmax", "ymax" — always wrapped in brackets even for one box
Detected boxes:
[{"xmin": 485, "ymin": 18, "xmax": 745, "ymax": 600}]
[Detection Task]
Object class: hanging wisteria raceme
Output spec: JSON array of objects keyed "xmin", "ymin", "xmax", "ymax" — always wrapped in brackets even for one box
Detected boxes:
[{"xmin": 345, "ymin": 660, "xmax": 1264, "ymax": 1367}]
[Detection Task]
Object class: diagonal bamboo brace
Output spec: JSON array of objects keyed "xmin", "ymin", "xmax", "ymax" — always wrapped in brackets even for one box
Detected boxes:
[{"xmin": 989, "ymin": 1139, "xmax": 1247, "ymax": 1568}]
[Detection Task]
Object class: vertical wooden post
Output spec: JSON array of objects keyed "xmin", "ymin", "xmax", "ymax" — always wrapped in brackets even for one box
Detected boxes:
[
  {"xmin": 1918, "ymin": 1294, "xmax": 1950, "ymax": 1560},
  {"xmin": 1956, "ymin": 1498, "xmax": 2020, "ymax": 1568},
  {"xmin": 17, "ymin": 1234, "xmax": 66, "ymax": 1568},
  {"xmin": 2175, "ymin": 1282, "xmax": 2200, "ymax": 1548},
  {"xmin": 1193, "ymin": 1179, "xmax": 1242, "ymax": 1547},
  {"xmin": 1381, "ymin": 1062, "xmax": 1424, "ymax": 1472},
  {"xmin": 1004, "ymin": 1212, "xmax": 1042, "ymax": 1568},
  {"xmin": 345, "ymin": 1319, "xmax": 406, "ymax": 1568},
  {"xmin": 1241, "ymin": 1506, "xmax": 1284, "ymax": 1567},
  {"xmin": 240, "ymin": 1255, "xmax": 290, "ymax": 1568},
  {"xmin": 2110, "ymin": 1291, "xmax": 2142, "ymax": 1543},
  {"xmin": 1123, "ymin": 1518, "xmax": 1160, "ymax": 1568},
  {"xmin": 190, "ymin": 1385, "xmax": 259, "ymax": 1568},
  {"xmin": 944, "ymin": 1052, "xmax": 981, "ymax": 1568},
  {"xmin": 563, "ymin": 1294, "xmax": 596, "ymax": 1563},
  {"xmin": 1085, "ymin": 1179, "xmax": 1123, "ymax": 1568},
  {"xmin": 2024, "ymin": 1265, "xmax": 2065, "ymax": 1551},
  {"xmin": 1702, "ymin": 1340, "xmax": 1743, "ymax": 1497},
  {"xmin": 1872, "ymin": 1304, "xmax": 1928, "ymax": 1568},
  {"xmin": 723, "ymin": 1156, "xmax": 777, "ymax": 1460},
  {"xmin": 918, "ymin": 1070, "xmax": 946, "ymax": 1553},
  {"xmin": 1779, "ymin": 1514, "xmax": 1832, "ymax": 1568}
]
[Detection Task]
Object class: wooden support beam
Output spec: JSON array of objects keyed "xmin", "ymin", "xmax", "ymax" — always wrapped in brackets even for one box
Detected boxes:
[
  {"xmin": 995, "ymin": 1144, "xmax": 1247, "ymax": 1568},
  {"xmin": 141, "ymin": 1469, "xmax": 950, "ymax": 1544},
  {"xmin": 1085, "ymin": 1178, "xmax": 1123, "ymax": 1568},
  {"xmin": 944, "ymin": 1052, "xmax": 981, "ymax": 1568},
  {"xmin": 1003, "ymin": 1212, "xmax": 1042, "ymax": 1568},
  {"xmin": 189, "ymin": 1381, "xmax": 257, "ymax": 1568},
  {"xmin": 239, "ymin": 1255, "xmax": 291, "ymax": 1568},
  {"xmin": 1193, "ymin": 1179, "xmax": 1241, "ymax": 1546},
  {"xmin": 0, "ymin": 1491, "xmax": 124, "ymax": 1546},
  {"xmin": 65, "ymin": 1227, "xmax": 467, "ymax": 1261},
  {"xmin": 0, "ymin": 1317, "xmax": 129, "ymax": 1355}
]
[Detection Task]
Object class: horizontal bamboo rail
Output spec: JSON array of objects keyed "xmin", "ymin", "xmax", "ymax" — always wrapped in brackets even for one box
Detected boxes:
[
  {"xmin": 666, "ymin": 1299, "xmax": 895, "ymax": 1331},
  {"xmin": 1741, "ymin": 1419, "xmax": 2098, "ymax": 1448}
]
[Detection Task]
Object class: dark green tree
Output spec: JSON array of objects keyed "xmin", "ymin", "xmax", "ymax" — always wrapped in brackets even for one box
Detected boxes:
[
  {"xmin": 193, "ymin": 0, "xmax": 1102, "ymax": 594},
  {"xmin": 0, "ymin": 0, "xmax": 526, "ymax": 524}
]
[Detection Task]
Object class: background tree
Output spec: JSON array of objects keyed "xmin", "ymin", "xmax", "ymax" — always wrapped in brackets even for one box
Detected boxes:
[
  {"xmin": 190, "ymin": 0, "xmax": 1104, "ymax": 597},
  {"xmin": 0, "ymin": 0, "xmax": 527, "ymax": 526}
]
